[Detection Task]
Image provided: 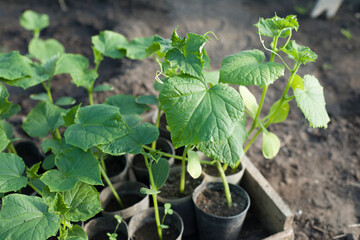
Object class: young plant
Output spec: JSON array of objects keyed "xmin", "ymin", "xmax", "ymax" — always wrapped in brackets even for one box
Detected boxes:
[
  {"xmin": 161, "ymin": 203, "xmax": 174, "ymax": 230},
  {"xmin": 107, "ymin": 215, "xmax": 123, "ymax": 240}
]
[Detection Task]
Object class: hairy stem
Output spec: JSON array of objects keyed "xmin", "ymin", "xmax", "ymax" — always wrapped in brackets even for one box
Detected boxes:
[
  {"xmin": 28, "ymin": 182, "xmax": 42, "ymax": 196},
  {"xmin": 179, "ymin": 146, "xmax": 189, "ymax": 195},
  {"xmin": 216, "ymin": 161, "xmax": 232, "ymax": 207},
  {"xmin": 151, "ymin": 105, "xmax": 162, "ymax": 150},
  {"xmin": 100, "ymin": 165, "xmax": 124, "ymax": 209}
]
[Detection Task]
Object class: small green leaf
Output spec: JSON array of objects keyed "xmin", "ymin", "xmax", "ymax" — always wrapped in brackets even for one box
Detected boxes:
[
  {"xmin": 0, "ymin": 153, "xmax": 27, "ymax": 193},
  {"xmin": 42, "ymin": 154, "xmax": 55, "ymax": 170},
  {"xmin": 255, "ymin": 15, "xmax": 299, "ymax": 38},
  {"xmin": 262, "ymin": 131, "xmax": 280, "ymax": 159},
  {"xmin": 0, "ymin": 122, "xmax": 11, "ymax": 152},
  {"xmin": 219, "ymin": 49, "xmax": 284, "ymax": 87},
  {"xmin": 42, "ymin": 188, "xmax": 70, "ymax": 215},
  {"xmin": 0, "ymin": 83, "xmax": 11, "ymax": 115},
  {"xmin": 92, "ymin": 30, "xmax": 127, "ymax": 59},
  {"xmin": 29, "ymin": 38, "xmax": 64, "ymax": 63},
  {"xmin": 0, "ymin": 104, "xmax": 21, "ymax": 120},
  {"xmin": 151, "ymin": 158, "xmax": 170, "ymax": 189},
  {"xmin": 30, "ymin": 93, "xmax": 49, "ymax": 102},
  {"xmin": 340, "ymin": 29, "xmax": 352, "ymax": 40},
  {"xmin": 26, "ymin": 162, "xmax": 41, "ymax": 180},
  {"xmin": 93, "ymin": 84, "xmax": 114, "ymax": 92},
  {"xmin": 290, "ymin": 75, "xmax": 304, "ymax": 90},
  {"xmin": 203, "ymin": 71, "xmax": 219, "ymax": 86},
  {"xmin": 0, "ymin": 194, "xmax": 60, "ymax": 240},
  {"xmin": 239, "ymin": 86, "xmax": 259, "ymax": 118},
  {"xmin": 43, "ymin": 54, "xmax": 61, "ymax": 77},
  {"xmin": 22, "ymin": 102, "xmax": 66, "ymax": 138},
  {"xmin": 0, "ymin": 52, "xmax": 32, "ymax": 81},
  {"xmin": 122, "ymin": 36, "xmax": 154, "ymax": 60},
  {"xmin": 294, "ymin": 75, "xmax": 330, "ymax": 128},
  {"xmin": 146, "ymin": 35, "xmax": 173, "ymax": 57},
  {"xmin": 104, "ymin": 94, "xmax": 150, "ymax": 115},
  {"xmin": 160, "ymin": 224, "xmax": 169, "ymax": 229},
  {"xmin": 1, "ymin": 120, "xmax": 13, "ymax": 140},
  {"xmin": 41, "ymin": 138, "xmax": 72, "ymax": 155},
  {"xmin": 282, "ymin": 41, "xmax": 317, "ymax": 65},
  {"xmin": 268, "ymin": 99, "xmax": 290, "ymax": 124},
  {"xmin": 40, "ymin": 147, "xmax": 103, "ymax": 192},
  {"xmin": 64, "ymin": 104, "xmax": 131, "ymax": 151},
  {"xmin": 66, "ymin": 225, "xmax": 88, "ymax": 240},
  {"xmin": 140, "ymin": 187, "xmax": 160, "ymax": 195},
  {"xmin": 187, "ymin": 150, "xmax": 202, "ymax": 179},
  {"xmin": 63, "ymin": 104, "xmax": 81, "ymax": 127},
  {"xmin": 202, "ymin": 48, "xmax": 210, "ymax": 69},
  {"xmin": 122, "ymin": 114, "xmax": 143, "ymax": 128},
  {"xmin": 135, "ymin": 95, "xmax": 159, "ymax": 106},
  {"xmin": 19, "ymin": 10, "xmax": 49, "ymax": 31},
  {"xmin": 55, "ymin": 96, "xmax": 76, "ymax": 106}
]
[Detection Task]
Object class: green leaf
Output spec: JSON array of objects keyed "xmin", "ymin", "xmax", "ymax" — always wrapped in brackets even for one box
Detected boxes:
[
  {"xmin": 146, "ymin": 35, "xmax": 173, "ymax": 57},
  {"xmin": 268, "ymin": 99, "xmax": 290, "ymax": 124},
  {"xmin": 151, "ymin": 158, "xmax": 170, "ymax": 189},
  {"xmin": 1, "ymin": 120, "xmax": 13, "ymax": 140},
  {"xmin": 19, "ymin": 10, "xmax": 49, "ymax": 31},
  {"xmin": 0, "ymin": 52, "xmax": 32, "ymax": 81},
  {"xmin": 92, "ymin": 30, "xmax": 127, "ymax": 59},
  {"xmin": 99, "ymin": 122, "xmax": 159, "ymax": 155},
  {"xmin": 294, "ymin": 75, "xmax": 330, "ymax": 128},
  {"xmin": 0, "ymin": 194, "xmax": 60, "ymax": 240},
  {"xmin": 22, "ymin": 102, "xmax": 66, "ymax": 137},
  {"xmin": 30, "ymin": 93, "xmax": 49, "ymax": 102},
  {"xmin": 26, "ymin": 162, "xmax": 41, "ymax": 180},
  {"xmin": 0, "ymin": 83, "xmax": 11, "ymax": 115},
  {"xmin": 239, "ymin": 86, "xmax": 258, "ymax": 118},
  {"xmin": 0, "ymin": 122, "xmax": 11, "ymax": 152},
  {"xmin": 203, "ymin": 71, "xmax": 219, "ymax": 86},
  {"xmin": 159, "ymin": 75, "xmax": 245, "ymax": 148},
  {"xmin": 42, "ymin": 188, "xmax": 70, "ymax": 215},
  {"xmin": 135, "ymin": 95, "xmax": 159, "ymax": 106},
  {"xmin": 291, "ymin": 74, "xmax": 304, "ymax": 90},
  {"xmin": 140, "ymin": 187, "xmax": 160, "ymax": 195},
  {"xmin": 63, "ymin": 104, "xmax": 81, "ymax": 127},
  {"xmin": 123, "ymin": 36, "xmax": 154, "ymax": 60},
  {"xmin": 0, "ymin": 153, "xmax": 27, "ymax": 193},
  {"xmin": 40, "ymin": 147, "xmax": 103, "ymax": 192},
  {"xmin": 262, "ymin": 131, "xmax": 280, "ymax": 159},
  {"xmin": 29, "ymin": 38, "xmax": 64, "ymax": 63},
  {"xmin": 197, "ymin": 117, "xmax": 247, "ymax": 167},
  {"xmin": 43, "ymin": 54, "xmax": 61, "ymax": 77},
  {"xmin": 255, "ymin": 15, "xmax": 299, "ymax": 38},
  {"xmin": 42, "ymin": 154, "xmax": 55, "ymax": 170},
  {"xmin": 66, "ymin": 225, "xmax": 88, "ymax": 240},
  {"xmin": 0, "ymin": 104, "xmax": 20, "ymax": 120},
  {"xmin": 55, "ymin": 54, "xmax": 98, "ymax": 90},
  {"xmin": 42, "ymin": 138, "xmax": 72, "ymax": 155},
  {"xmin": 202, "ymin": 48, "xmax": 210, "ymax": 69},
  {"xmin": 187, "ymin": 150, "xmax": 202, "ymax": 179},
  {"xmin": 93, "ymin": 84, "xmax": 114, "ymax": 92},
  {"xmin": 64, "ymin": 104, "xmax": 131, "ymax": 151},
  {"xmin": 55, "ymin": 97, "xmax": 76, "ymax": 106},
  {"xmin": 122, "ymin": 114, "xmax": 143, "ymax": 128},
  {"xmin": 219, "ymin": 49, "xmax": 284, "ymax": 87},
  {"xmin": 104, "ymin": 94, "xmax": 150, "ymax": 116},
  {"xmin": 282, "ymin": 41, "xmax": 317, "ymax": 65}
]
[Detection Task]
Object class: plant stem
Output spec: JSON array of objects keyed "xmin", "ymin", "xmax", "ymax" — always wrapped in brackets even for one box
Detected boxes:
[
  {"xmin": 100, "ymin": 165, "xmax": 124, "ymax": 209},
  {"xmin": 216, "ymin": 161, "xmax": 232, "ymax": 207},
  {"xmin": 179, "ymin": 146, "xmax": 189, "ymax": 195},
  {"xmin": 143, "ymin": 153, "xmax": 163, "ymax": 240},
  {"xmin": 151, "ymin": 105, "xmax": 162, "ymax": 150},
  {"xmin": 99, "ymin": 153, "xmax": 107, "ymax": 175},
  {"xmin": 42, "ymin": 82, "xmax": 53, "ymax": 103},
  {"xmin": 88, "ymin": 88, "xmax": 94, "ymax": 106},
  {"xmin": 28, "ymin": 182, "xmax": 42, "ymax": 196},
  {"xmin": 9, "ymin": 143, "xmax": 17, "ymax": 154}
]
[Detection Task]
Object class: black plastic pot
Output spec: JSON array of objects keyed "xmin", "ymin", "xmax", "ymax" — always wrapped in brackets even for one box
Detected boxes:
[
  {"xmin": 131, "ymin": 138, "xmax": 175, "ymax": 185},
  {"xmin": 107, "ymin": 154, "xmax": 130, "ymax": 183},
  {"xmin": 84, "ymin": 216, "xmax": 130, "ymax": 240},
  {"xmin": 100, "ymin": 181, "xmax": 149, "ymax": 220},
  {"xmin": 128, "ymin": 207, "xmax": 184, "ymax": 240},
  {"xmin": 192, "ymin": 182, "xmax": 250, "ymax": 240}
]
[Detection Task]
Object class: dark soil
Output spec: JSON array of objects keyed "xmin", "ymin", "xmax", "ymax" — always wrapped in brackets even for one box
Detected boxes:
[
  {"xmin": 1, "ymin": 0, "xmax": 359, "ymax": 238},
  {"xmin": 196, "ymin": 188, "xmax": 248, "ymax": 217},
  {"xmin": 203, "ymin": 163, "xmax": 242, "ymax": 177},
  {"xmin": 104, "ymin": 194, "xmax": 144, "ymax": 212},
  {"xmin": 92, "ymin": 230, "xmax": 127, "ymax": 240},
  {"xmin": 159, "ymin": 170, "xmax": 203, "ymax": 198},
  {"xmin": 105, "ymin": 155, "xmax": 126, "ymax": 178},
  {"xmin": 132, "ymin": 221, "xmax": 180, "ymax": 240}
]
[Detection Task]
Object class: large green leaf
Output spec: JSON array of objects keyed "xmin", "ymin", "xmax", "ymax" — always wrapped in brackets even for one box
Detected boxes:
[
  {"xmin": 104, "ymin": 94, "xmax": 150, "ymax": 116},
  {"xmin": 0, "ymin": 153, "xmax": 27, "ymax": 193},
  {"xmin": 152, "ymin": 158, "xmax": 170, "ymax": 189},
  {"xmin": 219, "ymin": 49, "xmax": 284, "ymax": 87},
  {"xmin": 55, "ymin": 54, "xmax": 98, "ymax": 90},
  {"xmin": 282, "ymin": 41, "xmax": 317, "ymax": 65},
  {"xmin": 64, "ymin": 104, "xmax": 131, "ymax": 151},
  {"xmin": 99, "ymin": 122, "xmax": 159, "ymax": 155},
  {"xmin": 0, "ymin": 194, "xmax": 60, "ymax": 240},
  {"xmin": 123, "ymin": 36, "xmax": 154, "ymax": 60},
  {"xmin": 159, "ymin": 75, "xmax": 245, "ymax": 148},
  {"xmin": 262, "ymin": 131, "xmax": 280, "ymax": 159},
  {"xmin": 40, "ymin": 147, "xmax": 103, "ymax": 192},
  {"xmin": 19, "ymin": 10, "xmax": 49, "ymax": 31},
  {"xmin": 255, "ymin": 15, "xmax": 299, "ymax": 38},
  {"xmin": 92, "ymin": 30, "xmax": 127, "ymax": 59},
  {"xmin": 66, "ymin": 225, "xmax": 88, "ymax": 240},
  {"xmin": 22, "ymin": 102, "xmax": 66, "ymax": 138},
  {"xmin": 43, "ymin": 182, "xmax": 102, "ymax": 221},
  {"xmin": 197, "ymin": 117, "xmax": 247, "ymax": 167},
  {"xmin": 0, "ymin": 52, "xmax": 32, "ymax": 81},
  {"xmin": 187, "ymin": 150, "xmax": 202, "ymax": 179},
  {"xmin": 29, "ymin": 38, "xmax": 65, "ymax": 63},
  {"xmin": 294, "ymin": 75, "xmax": 330, "ymax": 128}
]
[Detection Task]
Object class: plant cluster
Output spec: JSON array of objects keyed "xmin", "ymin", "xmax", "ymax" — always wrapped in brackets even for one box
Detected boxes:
[{"xmin": 0, "ymin": 10, "xmax": 329, "ymax": 240}]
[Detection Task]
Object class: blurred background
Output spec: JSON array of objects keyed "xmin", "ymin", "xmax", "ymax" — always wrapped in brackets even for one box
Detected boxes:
[{"xmin": 0, "ymin": 0, "xmax": 359, "ymax": 239}]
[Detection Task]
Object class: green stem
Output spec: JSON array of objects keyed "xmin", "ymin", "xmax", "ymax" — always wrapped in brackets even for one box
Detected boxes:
[
  {"xmin": 28, "ymin": 182, "xmax": 42, "ymax": 196},
  {"xmin": 42, "ymin": 82, "xmax": 53, "ymax": 103},
  {"xmin": 9, "ymin": 143, "xmax": 17, "ymax": 155},
  {"xmin": 151, "ymin": 105, "xmax": 162, "ymax": 150},
  {"xmin": 179, "ymin": 146, "xmax": 189, "ymax": 195},
  {"xmin": 88, "ymin": 88, "xmax": 94, "ymax": 106},
  {"xmin": 216, "ymin": 161, "xmax": 232, "ymax": 207},
  {"xmin": 143, "ymin": 153, "xmax": 163, "ymax": 240},
  {"xmin": 33, "ymin": 29, "xmax": 40, "ymax": 39},
  {"xmin": 100, "ymin": 165, "xmax": 124, "ymax": 209}
]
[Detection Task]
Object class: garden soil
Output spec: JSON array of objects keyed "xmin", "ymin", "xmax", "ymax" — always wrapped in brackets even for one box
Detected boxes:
[{"xmin": 0, "ymin": 0, "xmax": 359, "ymax": 239}]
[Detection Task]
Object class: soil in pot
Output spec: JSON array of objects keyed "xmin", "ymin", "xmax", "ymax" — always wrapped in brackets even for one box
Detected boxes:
[
  {"xmin": 132, "ymin": 222, "xmax": 179, "ymax": 240},
  {"xmin": 195, "ymin": 187, "xmax": 247, "ymax": 217},
  {"xmin": 105, "ymin": 155, "xmax": 127, "ymax": 179},
  {"xmin": 92, "ymin": 230, "xmax": 127, "ymax": 240},
  {"xmin": 202, "ymin": 164, "xmax": 242, "ymax": 177},
  {"xmin": 104, "ymin": 193, "xmax": 144, "ymax": 212}
]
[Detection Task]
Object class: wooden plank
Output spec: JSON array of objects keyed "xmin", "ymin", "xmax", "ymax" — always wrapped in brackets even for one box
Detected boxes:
[
  {"xmin": 263, "ymin": 229, "xmax": 294, "ymax": 240},
  {"xmin": 241, "ymin": 156, "xmax": 294, "ymax": 235}
]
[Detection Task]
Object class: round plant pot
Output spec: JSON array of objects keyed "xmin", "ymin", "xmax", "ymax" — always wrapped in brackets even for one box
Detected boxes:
[
  {"xmin": 198, "ymin": 152, "xmax": 245, "ymax": 185},
  {"xmin": 84, "ymin": 216, "xmax": 130, "ymax": 240},
  {"xmin": 14, "ymin": 141, "xmax": 43, "ymax": 168},
  {"xmin": 100, "ymin": 181, "xmax": 149, "ymax": 220},
  {"xmin": 128, "ymin": 207, "xmax": 184, "ymax": 240},
  {"xmin": 192, "ymin": 182, "xmax": 250, "ymax": 240},
  {"xmin": 106, "ymin": 154, "xmax": 130, "ymax": 183},
  {"xmin": 131, "ymin": 138, "xmax": 175, "ymax": 185},
  {"xmin": 157, "ymin": 167, "xmax": 203, "ymax": 236}
]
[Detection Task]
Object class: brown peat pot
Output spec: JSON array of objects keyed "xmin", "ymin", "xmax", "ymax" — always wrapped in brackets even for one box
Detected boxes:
[
  {"xmin": 84, "ymin": 216, "xmax": 130, "ymax": 240},
  {"xmin": 106, "ymin": 154, "xmax": 130, "ymax": 183}
]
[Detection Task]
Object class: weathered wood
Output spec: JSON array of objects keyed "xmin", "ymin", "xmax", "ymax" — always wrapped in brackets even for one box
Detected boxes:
[
  {"xmin": 263, "ymin": 229, "xmax": 294, "ymax": 240},
  {"xmin": 241, "ymin": 156, "xmax": 294, "ymax": 236}
]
